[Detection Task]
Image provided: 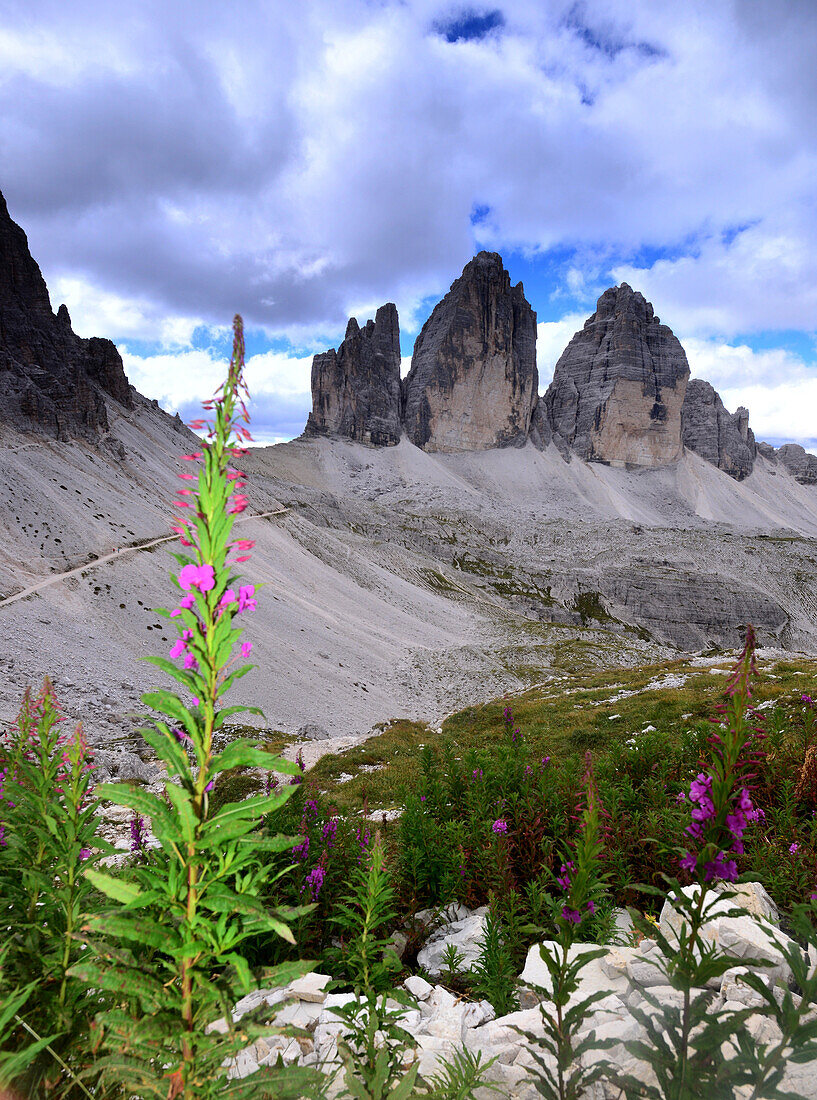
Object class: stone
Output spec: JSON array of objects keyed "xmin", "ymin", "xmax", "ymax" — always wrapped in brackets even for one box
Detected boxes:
[
  {"xmin": 777, "ymin": 443, "xmax": 817, "ymax": 485},
  {"xmin": 296, "ymin": 722, "xmax": 331, "ymax": 741},
  {"xmin": 659, "ymin": 883, "xmax": 791, "ymax": 984},
  {"xmin": 404, "ymin": 974, "xmax": 434, "ymax": 1001},
  {"xmin": 403, "ymin": 252, "xmax": 537, "ymax": 452},
  {"xmin": 522, "ymin": 941, "xmax": 629, "ymax": 1001},
  {"xmin": 416, "ymin": 906, "xmax": 489, "ymax": 977},
  {"xmin": 0, "ymin": 189, "xmax": 133, "ymax": 442},
  {"xmin": 305, "ymin": 303, "xmax": 402, "ymax": 446},
  {"xmin": 539, "ymin": 283, "xmax": 689, "ymax": 467},
  {"xmin": 289, "ymin": 972, "xmax": 332, "ymax": 1003},
  {"xmin": 681, "ymin": 378, "xmax": 756, "ymax": 479}
]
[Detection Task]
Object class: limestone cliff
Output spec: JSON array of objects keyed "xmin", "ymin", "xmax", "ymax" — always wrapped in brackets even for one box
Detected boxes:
[
  {"xmin": 681, "ymin": 378, "xmax": 756, "ymax": 480},
  {"xmin": 539, "ymin": 284, "xmax": 689, "ymax": 467},
  {"xmin": 0, "ymin": 189, "xmax": 132, "ymax": 441},
  {"xmin": 402, "ymin": 252, "xmax": 537, "ymax": 452},
  {"xmin": 756, "ymin": 442, "xmax": 817, "ymax": 485},
  {"xmin": 305, "ymin": 303, "xmax": 402, "ymax": 446}
]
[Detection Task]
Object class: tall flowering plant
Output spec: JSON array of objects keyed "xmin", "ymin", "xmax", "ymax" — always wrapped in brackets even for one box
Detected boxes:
[
  {"xmin": 517, "ymin": 753, "xmax": 615, "ymax": 1100},
  {"xmin": 69, "ymin": 317, "xmax": 319, "ymax": 1100},
  {"xmin": 618, "ymin": 628, "xmax": 769, "ymax": 1099},
  {"xmin": 0, "ymin": 679, "xmax": 106, "ymax": 1097}
]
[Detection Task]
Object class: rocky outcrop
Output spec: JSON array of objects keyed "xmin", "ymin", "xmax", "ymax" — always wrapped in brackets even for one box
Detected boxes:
[
  {"xmin": 402, "ymin": 252, "xmax": 537, "ymax": 452},
  {"xmin": 594, "ymin": 567, "xmax": 788, "ymax": 650},
  {"xmin": 775, "ymin": 443, "xmax": 817, "ymax": 485},
  {"xmin": 754, "ymin": 441, "xmax": 817, "ymax": 484},
  {"xmin": 0, "ymin": 189, "xmax": 132, "ymax": 441},
  {"xmin": 539, "ymin": 284, "xmax": 690, "ymax": 467},
  {"xmin": 681, "ymin": 378, "xmax": 756, "ymax": 480},
  {"xmin": 305, "ymin": 303, "xmax": 402, "ymax": 446}
]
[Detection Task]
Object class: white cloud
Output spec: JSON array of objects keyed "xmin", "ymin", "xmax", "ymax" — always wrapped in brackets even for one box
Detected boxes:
[
  {"xmin": 5, "ymin": 0, "xmax": 817, "ymax": 341},
  {"xmin": 51, "ymin": 275, "xmax": 208, "ymax": 348},
  {"xmin": 537, "ymin": 313, "xmax": 587, "ymax": 388},
  {"xmin": 682, "ymin": 337, "xmax": 817, "ymax": 448}
]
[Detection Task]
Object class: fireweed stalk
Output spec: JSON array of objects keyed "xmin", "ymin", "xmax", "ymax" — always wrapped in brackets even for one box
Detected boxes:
[
  {"xmin": 0, "ymin": 679, "xmax": 105, "ymax": 1097},
  {"xmin": 618, "ymin": 628, "xmax": 768, "ymax": 1100},
  {"xmin": 517, "ymin": 753, "xmax": 615, "ymax": 1100},
  {"xmin": 69, "ymin": 317, "xmax": 319, "ymax": 1100}
]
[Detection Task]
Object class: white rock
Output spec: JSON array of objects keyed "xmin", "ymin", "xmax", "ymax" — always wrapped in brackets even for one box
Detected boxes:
[
  {"xmin": 417, "ymin": 910, "xmax": 489, "ymax": 977},
  {"xmin": 522, "ymin": 942, "xmax": 629, "ymax": 1002},
  {"xmin": 404, "ymin": 974, "xmax": 434, "ymax": 1001},
  {"xmin": 289, "ymin": 972, "xmax": 332, "ymax": 1003}
]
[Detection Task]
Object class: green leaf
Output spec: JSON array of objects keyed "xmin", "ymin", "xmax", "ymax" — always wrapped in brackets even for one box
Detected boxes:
[
  {"xmin": 211, "ymin": 740, "xmax": 286, "ymax": 774},
  {"xmin": 164, "ymin": 782, "xmax": 198, "ymax": 843},
  {"xmin": 84, "ymin": 868, "xmax": 144, "ymax": 905},
  {"xmin": 142, "ymin": 691, "xmax": 199, "ymax": 738},
  {"xmin": 142, "ymin": 655, "xmax": 201, "ymax": 694}
]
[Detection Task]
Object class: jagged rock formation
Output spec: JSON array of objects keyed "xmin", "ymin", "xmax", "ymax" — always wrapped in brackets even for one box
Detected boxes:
[
  {"xmin": 538, "ymin": 284, "xmax": 689, "ymax": 467},
  {"xmin": 305, "ymin": 304, "xmax": 402, "ymax": 446},
  {"xmin": 764, "ymin": 443, "xmax": 817, "ymax": 485},
  {"xmin": 0, "ymin": 189, "xmax": 132, "ymax": 441},
  {"xmin": 402, "ymin": 252, "xmax": 537, "ymax": 452},
  {"xmin": 681, "ymin": 379, "xmax": 756, "ymax": 480}
]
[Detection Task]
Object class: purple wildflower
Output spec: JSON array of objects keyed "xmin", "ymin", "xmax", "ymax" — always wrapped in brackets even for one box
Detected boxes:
[
  {"xmin": 293, "ymin": 835, "xmax": 309, "ymax": 860},
  {"xmin": 492, "ymin": 819, "xmax": 508, "ymax": 835},
  {"xmin": 130, "ymin": 813, "xmax": 147, "ymax": 855},
  {"xmin": 303, "ymin": 864, "xmax": 325, "ymax": 901},
  {"xmin": 790, "ymin": 842, "xmax": 799, "ymax": 853},
  {"xmin": 322, "ymin": 818, "xmax": 338, "ymax": 847},
  {"xmin": 562, "ymin": 906, "xmax": 581, "ymax": 925}
]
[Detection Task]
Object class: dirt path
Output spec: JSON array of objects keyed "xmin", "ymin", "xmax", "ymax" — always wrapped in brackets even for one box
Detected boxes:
[{"xmin": 0, "ymin": 509, "xmax": 289, "ymax": 611}]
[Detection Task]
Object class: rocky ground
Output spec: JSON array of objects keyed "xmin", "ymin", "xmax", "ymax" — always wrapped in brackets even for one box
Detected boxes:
[{"xmin": 220, "ymin": 882, "xmax": 817, "ymax": 1099}]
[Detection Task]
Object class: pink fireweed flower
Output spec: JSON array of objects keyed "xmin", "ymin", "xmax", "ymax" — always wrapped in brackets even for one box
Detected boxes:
[
  {"xmin": 178, "ymin": 563, "xmax": 215, "ymax": 593},
  {"xmin": 170, "ymin": 594, "xmax": 197, "ymax": 617},
  {"xmin": 181, "ymin": 452, "xmax": 203, "ymax": 460},
  {"xmin": 556, "ymin": 861, "xmax": 575, "ymax": 890},
  {"xmin": 492, "ymin": 819, "xmax": 508, "ymax": 835},
  {"xmin": 237, "ymin": 585, "xmax": 256, "ymax": 612},
  {"xmin": 79, "ymin": 848, "xmax": 92, "ymax": 861},
  {"xmin": 303, "ymin": 864, "xmax": 325, "ymax": 901},
  {"xmin": 562, "ymin": 906, "xmax": 582, "ymax": 924},
  {"xmin": 169, "ymin": 630, "xmax": 194, "ymax": 659},
  {"xmin": 790, "ymin": 842, "xmax": 799, "ymax": 853},
  {"xmin": 322, "ymin": 818, "xmax": 338, "ymax": 847},
  {"xmin": 219, "ymin": 588, "xmax": 237, "ymax": 610},
  {"xmin": 293, "ymin": 835, "xmax": 309, "ymax": 860},
  {"xmin": 241, "ymin": 641, "xmax": 252, "ymax": 658},
  {"xmin": 183, "ymin": 652, "xmax": 199, "ymax": 671}
]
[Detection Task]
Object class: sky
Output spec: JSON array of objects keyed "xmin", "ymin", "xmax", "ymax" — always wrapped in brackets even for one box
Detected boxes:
[{"xmin": 2, "ymin": 0, "xmax": 816, "ymax": 449}]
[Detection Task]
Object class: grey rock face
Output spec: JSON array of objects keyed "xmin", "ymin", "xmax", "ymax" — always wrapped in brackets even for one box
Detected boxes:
[
  {"xmin": 777, "ymin": 443, "xmax": 817, "ymax": 485},
  {"xmin": 540, "ymin": 284, "xmax": 689, "ymax": 467},
  {"xmin": 594, "ymin": 567, "xmax": 788, "ymax": 650},
  {"xmin": 305, "ymin": 303, "xmax": 402, "ymax": 446},
  {"xmin": 0, "ymin": 189, "xmax": 132, "ymax": 441},
  {"xmin": 402, "ymin": 252, "xmax": 537, "ymax": 452},
  {"xmin": 681, "ymin": 379, "xmax": 756, "ymax": 480}
]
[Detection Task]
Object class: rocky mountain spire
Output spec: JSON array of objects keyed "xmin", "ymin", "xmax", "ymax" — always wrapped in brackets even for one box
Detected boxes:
[
  {"xmin": 681, "ymin": 378, "xmax": 756, "ymax": 479},
  {"xmin": 535, "ymin": 283, "xmax": 690, "ymax": 467},
  {"xmin": 0, "ymin": 189, "xmax": 132, "ymax": 441},
  {"xmin": 305, "ymin": 302, "xmax": 402, "ymax": 446},
  {"xmin": 402, "ymin": 251, "xmax": 537, "ymax": 452}
]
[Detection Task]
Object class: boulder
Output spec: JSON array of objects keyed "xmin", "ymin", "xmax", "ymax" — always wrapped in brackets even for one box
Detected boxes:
[
  {"xmin": 682, "ymin": 378, "xmax": 756, "ymax": 479},
  {"xmin": 305, "ymin": 303, "xmax": 402, "ymax": 446},
  {"xmin": 777, "ymin": 443, "xmax": 817, "ymax": 485},
  {"xmin": 416, "ymin": 905, "xmax": 489, "ymax": 976},
  {"xmin": 0, "ymin": 189, "xmax": 132, "ymax": 441},
  {"xmin": 539, "ymin": 283, "xmax": 689, "ymax": 467},
  {"xmin": 403, "ymin": 252, "xmax": 537, "ymax": 452},
  {"xmin": 659, "ymin": 882, "xmax": 791, "ymax": 984}
]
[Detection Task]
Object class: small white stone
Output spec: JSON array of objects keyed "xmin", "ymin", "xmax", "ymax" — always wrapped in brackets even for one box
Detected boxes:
[
  {"xmin": 404, "ymin": 974, "xmax": 434, "ymax": 1001},
  {"xmin": 289, "ymin": 972, "xmax": 332, "ymax": 1003}
]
